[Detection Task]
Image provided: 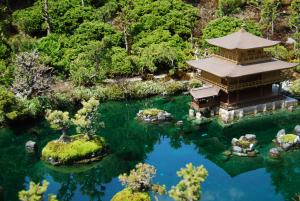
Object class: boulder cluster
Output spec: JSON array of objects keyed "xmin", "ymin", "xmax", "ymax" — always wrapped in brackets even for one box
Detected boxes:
[
  {"xmin": 269, "ymin": 125, "xmax": 300, "ymax": 159},
  {"xmin": 136, "ymin": 109, "xmax": 172, "ymax": 123},
  {"xmin": 231, "ymin": 134, "xmax": 257, "ymax": 157}
]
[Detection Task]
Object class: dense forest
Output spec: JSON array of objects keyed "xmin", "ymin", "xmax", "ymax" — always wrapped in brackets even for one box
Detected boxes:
[{"xmin": 0, "ymin": 0, "xmax": 299, "ymax": 125}]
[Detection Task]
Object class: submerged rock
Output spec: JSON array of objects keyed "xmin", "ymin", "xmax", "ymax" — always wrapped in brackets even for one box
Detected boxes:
[
  {"xmin": 25, "ymin": 140, "xmax": 37, "ymax": 153},
  {"xmin": 269, "ymin": 148, "xmax": 280, "ymax": 159}
]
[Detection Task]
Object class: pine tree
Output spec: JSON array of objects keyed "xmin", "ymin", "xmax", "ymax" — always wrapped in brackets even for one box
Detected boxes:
[
  {"xmin": 260, "ymin": 0, "xmax": 280, "ymax": 37},
  {"xmin": 169, "ymin": 163, "xmax": 208, "ymax": 201}
]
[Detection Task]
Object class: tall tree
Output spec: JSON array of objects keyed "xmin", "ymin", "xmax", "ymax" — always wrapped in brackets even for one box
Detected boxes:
[
  {"xmin": 260, "ymin": 0, "xmax": 280, "ymax": 37},
  {"xmin": 43, "ymin": 0, "xmax": 51, "ymax": 35},
  {"xmin": 289, "ymin": 0, "xmax": 300, "ymax": 50},
  {"xmin": 116, "ymin": 0, "xmax": 134, "ymax": 53},
  {"xmin": 169, "ymin": 163, "xmax": 208, "ymax": 201}
]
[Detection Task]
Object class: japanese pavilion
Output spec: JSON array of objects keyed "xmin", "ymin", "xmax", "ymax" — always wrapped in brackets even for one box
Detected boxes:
[{"xmin": 188, "ymin": 29, "xmax": 298, "ymax": 122}]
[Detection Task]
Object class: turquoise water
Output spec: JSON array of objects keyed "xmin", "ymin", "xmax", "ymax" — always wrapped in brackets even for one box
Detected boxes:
[{"xmin": 0, "ymin": 95, "xmax": 300, "ymax": 201}]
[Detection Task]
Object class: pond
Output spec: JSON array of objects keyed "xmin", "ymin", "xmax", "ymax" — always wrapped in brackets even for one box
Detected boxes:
[{"xmin": 0, "ymin": 95, "xmax": 300, "ymax": 201}]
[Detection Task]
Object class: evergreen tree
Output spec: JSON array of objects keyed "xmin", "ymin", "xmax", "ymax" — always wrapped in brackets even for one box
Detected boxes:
[
  {"xmin": 18, "ymin": 180, "xmax": 58, "ymax": 201},
  {"xmin": 46, "ymin": 110, "xmax": 71, "ymax": 142},
  {"xmin": 169, "ymin": 163, "xmax": 208, "ymax": 201},
  {"xmin": 289, "ymin": 0, "xmax": 300, "ymax": 50}
]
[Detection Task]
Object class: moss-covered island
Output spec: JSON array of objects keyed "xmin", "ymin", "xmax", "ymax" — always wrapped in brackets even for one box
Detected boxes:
[
  {"xmin": 42, "ymin": 134, "xmax": 106, "ymax": 165},
  {"xmin": 41, "ymin": 97, "xmax": 108, "ymax": 165},
  {"xmin": 111, "ymin": 188, "xmax": 151, "ymax": 201}
]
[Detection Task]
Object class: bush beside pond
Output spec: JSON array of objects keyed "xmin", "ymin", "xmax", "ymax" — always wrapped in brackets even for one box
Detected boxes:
[
  {"xmin": 111, "ymin": 188, "xmax": 151, "ymax": 201},
  {"xmin": 41, "ymin": 134, "xmax": 106, "ymax": 165}
]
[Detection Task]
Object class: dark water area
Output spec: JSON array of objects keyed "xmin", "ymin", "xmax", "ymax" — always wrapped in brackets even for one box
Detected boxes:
[{"xmin": 0, "ymin": 95, "xmax": 300, "ymax": 201}]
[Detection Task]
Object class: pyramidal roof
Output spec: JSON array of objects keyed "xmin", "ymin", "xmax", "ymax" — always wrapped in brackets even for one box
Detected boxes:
[{"xmin": 206, "ymin": 29, "xmax": 280, "ymax": 50}]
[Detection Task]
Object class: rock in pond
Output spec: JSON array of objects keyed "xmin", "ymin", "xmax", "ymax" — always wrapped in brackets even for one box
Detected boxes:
[
  {"xmin": 295, "ymin": 125, "xmax": 300, "ymax": 136},
  {"xmin": 275, "ymin": 132, "xmax": 300, "ymax": 151},
  {"xmin": 231, "ymin": 134, "xmax": 258, "ymax": 157},
  {"xmin": 25, "ymin": 140, "xmax": 37, "ymax": 153},
  {"xmin": 276, "ymin": 129, "xmax": 286, "ymax": 139},
  {"xmin": 175, "ymin": 120, "xmax": 183, "ymax": 126},
  {"xmin": 137, "ymin": 108, "xmax": 172, "ymax": 123},
  {"xmin": 269, "ymin": 148, "xmax": 280, "ymax": 159}
]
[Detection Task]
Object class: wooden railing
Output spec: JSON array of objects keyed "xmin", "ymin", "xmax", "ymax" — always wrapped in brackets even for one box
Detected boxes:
[
  {"xmin": 196, "ymin": 74, "xmax": 286, "ymax": 92},
  {"xmin": 214, "ymin": 52, "xmax": 272, "ymax": 64}
]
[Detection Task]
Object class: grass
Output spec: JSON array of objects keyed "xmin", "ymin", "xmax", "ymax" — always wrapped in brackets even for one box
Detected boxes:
[
  {"xmin": 41, "ymin": 134, "xmax": 105, "ymax": 164},
  {"xmin": 237, "ymin": 140, "xmax": 251, "ymax": 149},
  {"xmin": 141, "ymin": 108, "xmax": 164, "ymax": 117},
  {"xmin": 279, "ymin": 134, "xmax": 298, "ymax": 144},
  {"xmin": 111, "ymin": 188, "xmax": 151, "ymax": 201}
]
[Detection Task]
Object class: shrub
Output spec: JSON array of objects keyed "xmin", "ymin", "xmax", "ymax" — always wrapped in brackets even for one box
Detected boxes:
[
  {"xmin": 0, "ymin": 86, "xmax": 16, "ymax": 124},
  {"xmin": 140, "ymin": 108, "xmax": 164, "ymax": 117},
  {"xmin": 164, "ymin": 81, "xmax": 187, "ymax": 95},
  {"xmin": 127, "ymin": 81, "xmax": 164, "ymax": 98},
  {"xmin": 188, "ymin": 79, "xmax": 202, "ymax": 89},
  {"xmin": 19, "ymin": 180, "xmax": 58, "ymax": 201},
  {"xmin": 290, "ymin": 79, "xmax": 300, "ymax": 96},
  {"xmin": 265, "ymin": 45, "xmax": 290, "ymax": 60},
  {"xmin": 111, "ymin": 188, "xmax": 150, "ymax": 201}
]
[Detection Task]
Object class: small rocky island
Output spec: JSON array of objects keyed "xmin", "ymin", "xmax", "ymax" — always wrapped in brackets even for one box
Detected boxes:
[
  {"xmin": 231, "ymin": 134, "xmax": 258, "ymax": 157},
  {"xmin": 41, "ymin": 98, "xmax": 108, "ymax": 166},
  {"xmin": 269, "ymin": 125, "xmax": 300, "ymax": 159},
  {"xmin": 136, "ymin": 108, "xmax": 172, "ymax": 123}
]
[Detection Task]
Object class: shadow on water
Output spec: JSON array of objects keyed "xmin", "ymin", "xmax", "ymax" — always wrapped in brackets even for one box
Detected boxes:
[{"xmin": 0, "ymin": 95, "xmax": 300, "ymax": 201}]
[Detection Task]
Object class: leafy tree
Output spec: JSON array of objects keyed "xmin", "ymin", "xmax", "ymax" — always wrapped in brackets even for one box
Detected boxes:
[
  {"xmin": 13, "ymin": 5, "xmax": 44, "ymax": 36},
  {"xmin": 0, "ymin": 5, "xmax": 11, "ymax": 38},
  {"xmin": 260, "ymin": 0, "xmax": 280, "ymax": 36},
  {"xmin": 202, "ymin": 16, "xmax": 262, "ymax": 48},
  {"xmin": 46, "ymin": 110, "xmax": 71, "ymax": 142},
  {"xmin": 18, "ymin": 180, "xmax": 58, "ymax": 201},
  {"xmin": 118, "ymin": 163, "xmax": 166, "ymax": 197},
  {"xmin": 0, "ymin": 60, "xmax": 13, "ymax": 86},
  {"xmin": 12, "ymin": 52, "xmax": 53, "ymax": 99},
  {"xmin": 169, "ymin": 163, "xmax": 208, "ymax": 201},
  {"xmin": 72, "ymin": 97, "xmax": 101, "ymax": 140}
]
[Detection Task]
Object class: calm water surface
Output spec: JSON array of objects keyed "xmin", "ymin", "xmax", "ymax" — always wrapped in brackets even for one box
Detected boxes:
[{"xmin": 0, "ymin": 95, "xmax": 300, "ymax": 201}]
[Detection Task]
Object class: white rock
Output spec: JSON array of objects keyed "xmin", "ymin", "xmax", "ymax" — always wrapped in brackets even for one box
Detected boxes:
[
  {"xmin": 232, "ymin": 146, "xmax": 242, "ymax": 153},
  {"xmin": 231, "ymin": 138, "xmax": 238, "ymax": 146},
  {"xmin": 295, "ymin": 125, "xmax": 300, "ymax": 136},
  {"xmin": 276, "ymin": 129, "xmax": 286, "ymax": 139},
  {"xmin": 245, "ymin": 134, "xmax": 256, "ymax": 141}
]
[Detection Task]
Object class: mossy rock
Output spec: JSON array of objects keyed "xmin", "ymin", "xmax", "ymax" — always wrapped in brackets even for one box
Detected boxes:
[
  {"xmin": 41, "ymin": 134, "xmax": 107, "ymax": 165},
  {"xmin": 140, "ymin": 108, "xmax": 164, "ymax": 117},
  {"xmin": 111, "ymin": 188, "xmax": 151, "ymax": 201},
  {"xmin": 279, "ymin": 134, "xmax": 298, "ymax": 144}
]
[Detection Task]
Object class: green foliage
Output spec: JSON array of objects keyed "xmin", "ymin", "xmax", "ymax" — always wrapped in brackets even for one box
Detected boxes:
[
  {"xmin": 290, "ymin": 0, "xmax": 300, "ymax": 31},
  {"xmin": 18, "ymin": 180, "xmax": 58, "ymax": 201},
  {"xmin": 202, "ymin": 16, "xmax": 262, "ymax": 48},
  {"xmin": 8, "ymin": 35, "xmax": 37, "ymax": 54},
  {"xmin": 0, "ymin": 41, "xmax": 10, "ymax": 59},
  {"xmin": 290, "ymin": 79, "xmax": 300, "ymax": 96},
  {"xmin": 111, "ymin": 188, "xmax": 151, "ymax": 201},
  {"xmin": 41, "ymin": 134, "xmax": 105, "ymax": 164},
  {"xmin": 164, "ymin": 81, "xmax": 186, "ymax": 95},
  {"xmin": 279, "ymin": 134, "xmax": 298, "ymax": 143},
  {"xmin": 188, "ymin": 79, "xmax": 202, "ymax": 89},
  {"xmin": 265, "ymin": 45, "xmax": 290, "ymax": 60},
  {"xmin": 0, "ymin": 60, "xmax": 13, "ymax": 86},
  {"xmin": 127, "ymin": 81, "xmax": 163, "ymax": 98},
  {"xmin": 0, "ymin": 86, "xmax": 16, "ymax": 124},
  {"xmin": 260, "ymin": 0, "xmax": 280, "ymax": 35},
  {"xmin": 0, "ymin": 5, "xmax": 11, "ymax": 37},
  {"xmin": 72, "ymin": 97, "xmax": 101, "ymax": 137},
  {"xmin": 46, "ymin": 110, "xmax": 71, "ymax": 132},
  {"xmin": 13, "ymin": 5, "xmax": 44, "ymax": 36},
  {"xmin": 218, "ymin": 0, "xmax": 245, "ymax": 16},
  {"xmin": 169, "ymin": 163, "xmax": 208, "ymax": 201},
  {"xmin": 119, "ymin": 163, "xmax": 165, "ymax": 193},
  {"xmin": 140, "ymin": 108, "xmax": 164, "ymax": 117}
]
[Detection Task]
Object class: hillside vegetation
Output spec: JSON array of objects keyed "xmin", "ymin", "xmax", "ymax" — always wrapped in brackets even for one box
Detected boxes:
[{"xmin": 0, "ymin": 0, "xmax": 299, "ymax": 125}]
